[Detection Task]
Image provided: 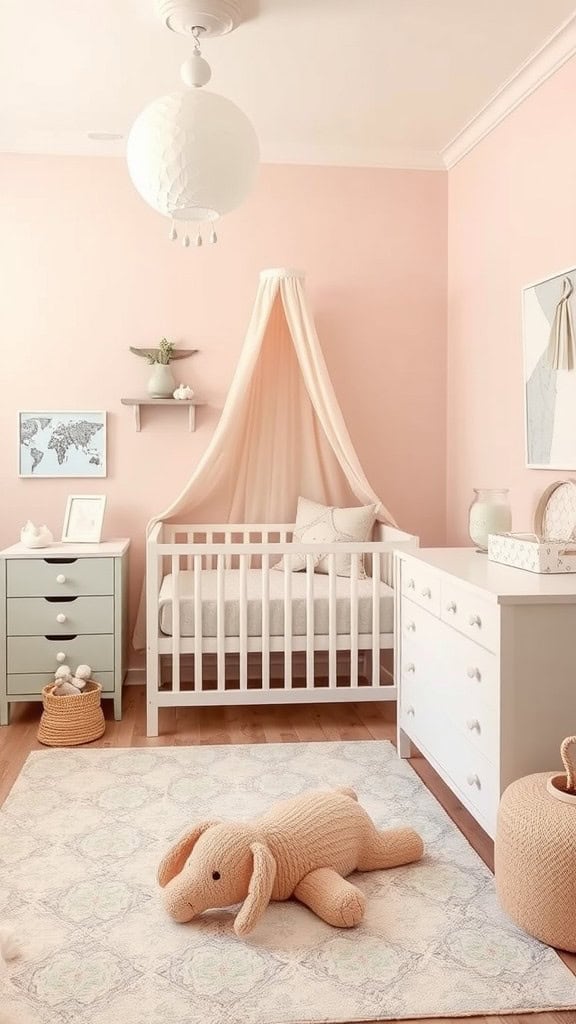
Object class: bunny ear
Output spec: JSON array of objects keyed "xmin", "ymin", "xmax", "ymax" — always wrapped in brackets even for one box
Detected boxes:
[
  {"xmin": 157, "ymin": 821, "xmax": 219, "ymax": 887},
  {"xmin": 234, "ymin": 843, "xmax": 276, "ymax": 937}
]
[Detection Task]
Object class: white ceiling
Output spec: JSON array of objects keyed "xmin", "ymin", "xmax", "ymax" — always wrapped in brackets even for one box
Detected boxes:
[{"xmin": 0, "ymin": 0, "xmax": 575, "ymax": 168}]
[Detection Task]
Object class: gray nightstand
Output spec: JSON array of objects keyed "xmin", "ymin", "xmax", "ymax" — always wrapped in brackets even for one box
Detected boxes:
[{"xmin": 0, "ymin": 539, "xmax": 130, "ymax": 725}]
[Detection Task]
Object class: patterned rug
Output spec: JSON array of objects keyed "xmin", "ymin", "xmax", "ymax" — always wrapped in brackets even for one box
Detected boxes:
[{"xmin": 1, "ymin": 741, "xmax": 576, "ymax": 1023}]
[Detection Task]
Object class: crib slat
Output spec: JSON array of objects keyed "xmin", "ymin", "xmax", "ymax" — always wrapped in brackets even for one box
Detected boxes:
[
  {"xmin": 350, "ymin": 553, "xmax": 359, "ymax": 688},
  {"xmin": 216, "ymin": 553, "xmax": 225, "ymax": 690},
  {"xmin": 261, "ymin": 555, "xmax": 270, "ymax": 690},
  {"xmin": 372, "ymin": 552, "xmax": 381, "ymax": 686},
  {"xmin": 328, "ymin": 553, "xmax": 337, "ymax": 688},
  {"xmin": 284, "ymin": 554, "xmax": 293, "ymax": 688},
  {"xmin": 306, "ymin": 554, "xmax": 315, "ymax": 688},
  {"xmin": 225, "ymin": 532, "xmax": 231, "ymax": 570},
  {"xmin": 194, "ymin": 554, "xmax": 202, "ymax": 691},
  {"xmin": 239, "ymin": 554, "xmax": 248, "ymax": 690},
  {"xmin": 171, "ymin": 555, "xmax": 181, "ymax": 692}
]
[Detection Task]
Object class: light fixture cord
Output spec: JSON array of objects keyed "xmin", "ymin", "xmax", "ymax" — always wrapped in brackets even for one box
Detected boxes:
[{"xmin": 191, "ymin": 26, "xmax": 205, "ymax": 56}]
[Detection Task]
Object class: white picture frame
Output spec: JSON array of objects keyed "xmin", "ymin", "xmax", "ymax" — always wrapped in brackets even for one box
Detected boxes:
[
  {"xmin": 61, "ymin": 495, "xmax": 107, "ymax": 543},
  {"xmin": 522, "ymin": 265, "xmax": 576, "ymax": 470},
  {"xmin": 18, "ymin": 411, "xmax": 107, "ymax": 478}
]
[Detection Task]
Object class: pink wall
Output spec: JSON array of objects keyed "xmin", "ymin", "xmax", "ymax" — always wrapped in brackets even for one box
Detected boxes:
[
  {"xmin": 447, "ymin": 56, "xmax": 576, "ymax": 542},
  {"xmin": 0, "ymin": 157, "xmax": 447, "ymax": 659}
]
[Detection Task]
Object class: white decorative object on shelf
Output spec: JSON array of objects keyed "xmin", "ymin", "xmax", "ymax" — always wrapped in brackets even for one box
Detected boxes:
[
  {"xmin": 126, "ymin": 2, "xmax": 259, "ymax": 246},
  {"xmin": 488, "ymin": 533, "xmax": 576, "ymax": 573},
  {"xmin": 62, "ymin": 495, "xmax": 107, "ymax": 543},
  {"xmin": 468, "ymin": 488, "xmax": 512, "ymax": 551},
  {"xmin": 173, "ymin": 384, "xmax": 194, "ymax": 400},
  {"xmin": 20, "ymin": 521, "xmax": 53, "ymax": 549}
]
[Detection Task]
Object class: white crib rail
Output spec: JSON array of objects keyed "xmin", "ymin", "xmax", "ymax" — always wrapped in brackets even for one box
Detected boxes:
[{"xmin": 145, "ymin": 521, "xmax": 419, "ymax": 736}]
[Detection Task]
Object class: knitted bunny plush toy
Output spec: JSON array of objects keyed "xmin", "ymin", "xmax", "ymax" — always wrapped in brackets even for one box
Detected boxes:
[{"xmin": 158, "ymin": 788, "xmax": 424, "ymax": 936}]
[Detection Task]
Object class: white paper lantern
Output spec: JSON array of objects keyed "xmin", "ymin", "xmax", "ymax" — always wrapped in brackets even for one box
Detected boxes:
[{"xmin": 127, "ymin": 88, "xmax": 259, "ymax": 224}]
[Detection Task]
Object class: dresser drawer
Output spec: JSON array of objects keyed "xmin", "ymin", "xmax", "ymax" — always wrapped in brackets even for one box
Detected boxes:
[
  {"xmin": 440, "ymin": 578, "xmax": 499, "ymax": 652},
  {"xmin": 7, "ymin": 596, "xmax": 114, "ymax": 637},
  {"xmin": 6, "ymin": 558, "xmax": 114, "ymax": 598},
  {"xmin": 446, "ymin": 685, "xmax": 498, "ymax": 765},
  {"xmin": 400, "ymin": 562, "xmax": 440, "ymax": 617},
  {"xmin": 7, "ymin": 634, "xmax": 114, "ymax": 674},
  {"xmin": 7, "ymin": 671, "xmax": 114, "ymax": 695},
  {"xmin": 445, "ymin": 628, "xmax": 498, "ymax": 709}
]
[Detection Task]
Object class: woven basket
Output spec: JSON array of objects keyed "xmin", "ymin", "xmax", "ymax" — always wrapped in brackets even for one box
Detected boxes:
[
  {"xmin": 495, "ymin": 736, "xmax": 576, "ymax": 952},
  {"xmin": 37, "ymin": 680, "xmax": 105, "ymax": 747}
]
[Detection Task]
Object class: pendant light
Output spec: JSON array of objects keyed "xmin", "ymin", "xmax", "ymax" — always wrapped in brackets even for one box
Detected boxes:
[{"xmin": 127, "ymin": 1, "xmax": 259, "ymax": 246}]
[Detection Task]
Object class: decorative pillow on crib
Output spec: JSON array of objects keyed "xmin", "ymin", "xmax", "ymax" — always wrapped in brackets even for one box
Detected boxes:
[{"xmin": 274, "ymin": 497, "xmax": 377, "ymax": 578}]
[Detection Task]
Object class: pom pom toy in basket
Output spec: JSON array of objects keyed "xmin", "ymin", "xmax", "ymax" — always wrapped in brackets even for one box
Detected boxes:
[
  {"xmin": 37, "ymin": 664, "xmax": 105, "ymax": 747},
  {"xmin": 495, "ymin": 736, "xmax": 576, "ymax": 952}
]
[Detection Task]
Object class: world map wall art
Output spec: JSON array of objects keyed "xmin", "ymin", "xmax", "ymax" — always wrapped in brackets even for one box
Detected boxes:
[
  {"xmin": 523, "ymin": 265, "xmax": 576, "ymax": 469},
  {"xmin": 18, "ymin": 411, "xmax": 106, "ymax": 478}
]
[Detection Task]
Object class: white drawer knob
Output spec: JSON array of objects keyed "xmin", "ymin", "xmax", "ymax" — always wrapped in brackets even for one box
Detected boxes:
[
  {"xmin": 421, "ymin": 587, "xmax": 432, "ymax": 598},
  {"xmin": 56, "ymin": 613, "xmax": 67, "ymax": 624},
  {"xmin": 56, "ymin": 574, "xmax": 66, "ymax": 584},
  {"xmin": 466, "ymin": 773, "xmax": 481, "ymax": 789},
  {"xmin": 406, "ymin": 705, "xmax": 415, "ymax": 716},
  {"xmin": 405, "ymin": 662, "xmax": 416, "ymax": 673},
  {"xmin": 446, "ymin": 601, "xmax": 457, "ymax": 613},
  {"xmin": 466, "ymin": 718, "xmax": 481, "ymax": 733},
  {"xmin": 467, "ymin": 666, "xmax": 481, "ymax": 681},
  {"xmin": 407, "ymin": 578, "xmax": 415, "ymax": 590},
  {"xmin": 56, "ymin": 652, "xmax": 66, "ymax": 663},
  {"xmin": 406, "ymin": 621, "xmax": 416, "ymax": 632},
  {"xmin": 469, "ymin": 614, "xmax": 482, "ymax": 628}
]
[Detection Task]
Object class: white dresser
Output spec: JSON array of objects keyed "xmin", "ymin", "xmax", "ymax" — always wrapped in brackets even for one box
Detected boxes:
[
  {"xmin": 0, "ymin": 540, "xmax": 130, "ymax": 725},
  {"xmin": 395, "ymin": 547, "xmax": 576, "ymax": 838}
]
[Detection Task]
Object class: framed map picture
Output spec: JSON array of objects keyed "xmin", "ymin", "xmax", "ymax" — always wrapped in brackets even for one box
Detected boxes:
[
  {"xmin": 18, "ymin": 411, "xmax": 106, "ymax": 478},
  {"xmin": 523, "ymin": 265, "xmax": 576, "ymax": 469}
]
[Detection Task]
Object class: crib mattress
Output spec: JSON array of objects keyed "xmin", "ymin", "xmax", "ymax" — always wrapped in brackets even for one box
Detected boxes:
[{"xmin": 158, "ymin": 569, "xmax": 394, "ymax": 638}]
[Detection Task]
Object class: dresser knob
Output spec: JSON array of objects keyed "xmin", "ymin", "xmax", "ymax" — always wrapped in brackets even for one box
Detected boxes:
[
  {"xmin": 406, "ymin": 705, "xmax": 415, "ymax": 716},
  {"xmin": 466, "ymin": 773, "xmax": 481, "ymax": 789},
  {"xmin": 56, "ymin": 574, "xmax": 66, "ymax": 584},
  {"xmin": 466, "ymin": 718, "xmax": 481, "ymax": 733},
  {"xmin": 405, "ymin": 662, "xmax": 416, "ymax": 673},
  {"xmin": 467, "ymin": 666, "xmax": 481, "ymax": 681},
  {"xmin": 421, "ymin": 587, "xmax": 432, "ymax": 598},
  {"xmin": 56, "ymin": 652, "xmax": 66, "ymax": 663},
  {"xmin": 446, "ymin": 601, "xmax": 457, "ymax": 613},
  {"xmin": 469, "ymin": 614, "xmax": 482, "ymax": 628},
  {"xmin": 406, "ymin": 621, "xmax": 416, "ymax": 632},
  {"xmin": 56, "ymin": 613, "xmax": 67, "ymax": 624},
  {"xmin": 407, "ymin": 578, "xmax": 415, "ymax": 590}
]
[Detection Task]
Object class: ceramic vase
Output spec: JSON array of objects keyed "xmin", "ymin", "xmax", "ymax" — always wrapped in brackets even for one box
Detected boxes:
[{"xmin": 147, "ymin": 362, "xmax": 175, "ymax": 398}]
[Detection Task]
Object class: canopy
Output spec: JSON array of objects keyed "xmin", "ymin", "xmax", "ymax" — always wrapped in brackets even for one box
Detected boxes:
[{"xmin": 152, "ymin": 267, "xmax": 396, "ymax": 528}]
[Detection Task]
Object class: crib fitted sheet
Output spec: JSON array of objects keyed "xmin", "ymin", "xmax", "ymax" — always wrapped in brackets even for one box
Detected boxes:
[{"xmin": 158, "ymin": 569, "xmax": 394, "ymax": 637}]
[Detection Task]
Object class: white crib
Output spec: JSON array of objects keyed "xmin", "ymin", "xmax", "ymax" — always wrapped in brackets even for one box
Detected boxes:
[{"xmin": 145, "ymin": 521, "xmax": 418, "ymax": 736}]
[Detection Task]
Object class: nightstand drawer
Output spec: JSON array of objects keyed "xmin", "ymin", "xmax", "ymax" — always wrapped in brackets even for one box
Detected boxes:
[
  {"xmin": 7, "ymin": 634, "xmax": 114, "ymax": 674},
  {"xmin": 7, "ymin": 671, "xmax": 115, "ymax": 695},
  {"xmin": 7, "ymin": 596, "xmax": 114, "ymax": 636},
  {"xmin": 6, "ymin": 557, "xmax": 114, "ymax": 598}
]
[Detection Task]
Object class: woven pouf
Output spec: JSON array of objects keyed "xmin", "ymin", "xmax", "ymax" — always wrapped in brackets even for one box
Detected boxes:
[
  {"xmin": 37, "ymin": 680, "xmax": 105, "ymax": 747},
  {"xmin": 495, "ymin": 736, "xmax": 576, "ymax": 952}
]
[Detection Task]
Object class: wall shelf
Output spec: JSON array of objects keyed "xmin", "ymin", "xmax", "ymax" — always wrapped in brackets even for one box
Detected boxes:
[{"xmin": 121, "ymin": 398, "xmax": 204, "ymax": 432}]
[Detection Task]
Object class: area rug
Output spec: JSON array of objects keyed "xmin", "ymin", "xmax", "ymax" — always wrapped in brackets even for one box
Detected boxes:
[{"xmin": 1, "ymin": 741, "xmax": 576, "ymax": 1023}]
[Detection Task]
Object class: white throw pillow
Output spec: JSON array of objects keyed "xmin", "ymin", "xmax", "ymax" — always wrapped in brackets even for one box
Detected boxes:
[{"xmin": 275, "ymin": 497, "xmax": 377, "ymax": 578}]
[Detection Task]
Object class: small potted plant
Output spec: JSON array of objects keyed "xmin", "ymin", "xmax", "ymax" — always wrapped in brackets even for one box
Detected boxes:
[{"xmin": 146, "ymin": 337, "xmax": 176, "ymax": 398}]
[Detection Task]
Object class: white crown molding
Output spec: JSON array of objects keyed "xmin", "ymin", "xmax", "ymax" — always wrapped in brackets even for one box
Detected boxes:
[{"xmin": 442, "ymin": 12, "xmax": 576, "ymax": 169}]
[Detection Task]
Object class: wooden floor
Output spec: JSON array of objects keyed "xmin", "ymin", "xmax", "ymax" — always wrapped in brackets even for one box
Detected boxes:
[{"xmin": 1, "ymin": 687, "xmax": 575, "ymax": 1024}]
